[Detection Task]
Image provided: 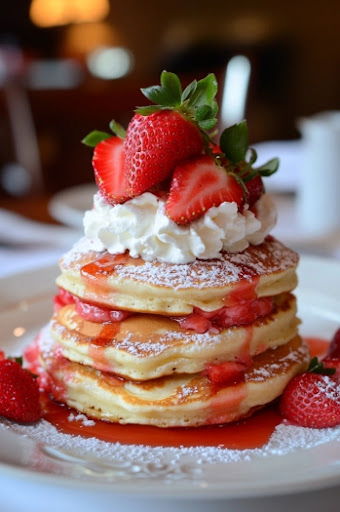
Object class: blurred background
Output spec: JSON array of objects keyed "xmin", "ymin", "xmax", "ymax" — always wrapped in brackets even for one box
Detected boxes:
[{"xmin": 0, "ymin": 0, "xmax": 339, "ymax": 275}]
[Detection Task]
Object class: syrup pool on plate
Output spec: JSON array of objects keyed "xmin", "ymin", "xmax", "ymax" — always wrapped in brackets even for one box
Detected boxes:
[{"xmin": 42, "ymin": 394, "xmax": 282, "ymax": 450}]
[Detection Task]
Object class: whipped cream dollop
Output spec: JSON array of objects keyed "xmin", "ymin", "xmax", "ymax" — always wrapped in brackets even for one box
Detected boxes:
[{"xmin": 83, "ymin": 192, "xmax": 277, "ymax": 264}]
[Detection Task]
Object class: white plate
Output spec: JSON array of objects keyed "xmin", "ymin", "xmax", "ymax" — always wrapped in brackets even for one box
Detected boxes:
[
  {"xmin": 48, "ymin": 183, "xmax": 96, "ymax": 229},
  {"xmin": 0, "ymin": 256, "xmax": 340, "ymax": 501}
]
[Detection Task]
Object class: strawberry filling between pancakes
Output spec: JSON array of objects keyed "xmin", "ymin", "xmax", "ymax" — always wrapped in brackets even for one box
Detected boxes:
[{"xmin": 53, "ymin": 289, "xmax": 273, "ymax": 334}]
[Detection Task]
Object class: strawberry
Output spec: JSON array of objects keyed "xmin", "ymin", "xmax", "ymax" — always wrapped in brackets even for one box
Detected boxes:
[
  {"xmin": 323, "ymin": 358, "xmax": 340, "ymax": 381},
  {"xmin": 74, "ymin": 298, "xmax": 131, "ymax": 323},
  {"xmin": 124, "ymin": 111, "xmax": 203, "ymax": 196},
  {"xmin": 92, "ymin": 136, "xmax": 129, "ymax": 204},
  {"xmin": 53, "ymin": 288, "xmax": 75, "ymax": 311},
  {"xmin": 204, "ymin": 360, "xmax": 249, "ymax": 386},
  {"xmin": 280, "ymin": 372, "xmax": 340, "ymax": 428},
  {"xmin": 166, "ymin": 155, "xmax": 244, "ymax": 224},
  {"xmin": 0, "ymin": 358, "xmax": 41, "ymax": 423},
  {"xmin": 175, "ymin": 313, "xmax": 211, "ymax": 334},
  {"xmin": 327, "ymin": 328, "xmax": 340, "ymax": 358},
  {"xmin": 246, "ymin": 175, "xmax": 264, "ymax": 207}
]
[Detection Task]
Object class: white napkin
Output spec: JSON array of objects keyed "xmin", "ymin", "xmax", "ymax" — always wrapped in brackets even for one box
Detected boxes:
[{"xmin": 0, "ymin": 209, "xmax": 79, "ymax": 278}]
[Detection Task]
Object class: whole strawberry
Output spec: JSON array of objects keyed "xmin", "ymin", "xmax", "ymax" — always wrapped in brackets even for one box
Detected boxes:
[
  {"xmin": 123, "ymin": 71, "xmax": 222, "ymax": 196},
  {"xmin": 280, "ymin": 358, "xmax": 340, "ymax": 428},
  {"xmin": 0, "ymin": 358, "xmax": 41, "ymax": 423},
  {"xmin": 327, "ymin": 327, "xmax": 340, "ymax": 358},
  {"xmin": 124, "ymin": 110, "xmax": 203, "ymax": 196}
]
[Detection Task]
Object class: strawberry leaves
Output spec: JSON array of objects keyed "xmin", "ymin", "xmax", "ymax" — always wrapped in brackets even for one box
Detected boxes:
[
  {"xmin": 109, "ymin": 120, "xmax": 126, "ymax": 139},
  {"xmin": 256, "ymin": 157, "xmax": 280, "ymax": 176},
  {"xmin": 136, "ymin": 71, "xmax": 218, "ymax": 133},
  {"xmin": 140, "ymin": 71, "xmax": 182, "ymax": 108},
  {"xmin": 82, "ymin": 130, "xmax": 112, "ymax": 147},
  {"xmin": 82, "ymin": 120, "xmax": 126, "ymax": 147},
  {"xmin": 308, "ymin": 356, "xmax": 336, "ymax": 376},
  {"xmin": 220, "ymin": 120, "xmax": 248, "ymax": 164},
  {"xmin": 219, "ymin": 120, "xmax": 280, "ymax": 197}
]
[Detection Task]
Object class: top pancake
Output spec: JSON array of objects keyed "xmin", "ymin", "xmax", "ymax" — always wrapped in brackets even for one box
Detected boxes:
[{"xmin": 57, "ymin": 236, "xmax": 298, "ymax": 315}]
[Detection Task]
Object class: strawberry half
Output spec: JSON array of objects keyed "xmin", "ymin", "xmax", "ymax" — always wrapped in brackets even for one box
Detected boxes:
[
  {"xmin": 0, "ymin": 358, "xmax": 41, "ymax": 423},
  {"xmin": 166, "ymin": 155, "xmax": 244, "ymax": 224},
  {"xmin": 280, "ymin": 372, "xmax": 340, "ymax": 428},
  {"xmin": 92, "ymin": 136, "xmax": 129, "ymax": 204},
  {"xmin": 124, "ymin": 111, "xmax": 203, "ymax": 196}
]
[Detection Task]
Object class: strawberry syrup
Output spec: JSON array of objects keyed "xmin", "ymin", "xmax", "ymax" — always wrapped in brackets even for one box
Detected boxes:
[{"xmin": 42, "ymin": 396, "xmax": 282, "ymax": 449}]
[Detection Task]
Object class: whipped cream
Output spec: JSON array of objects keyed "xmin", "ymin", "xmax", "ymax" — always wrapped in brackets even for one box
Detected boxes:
[{"xmin": 83, "ymin": 192, "xmax": 276, "ymax": 264}]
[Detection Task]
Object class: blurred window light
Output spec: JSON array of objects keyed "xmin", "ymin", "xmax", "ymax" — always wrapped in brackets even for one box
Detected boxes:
[
  {"xmin": 221, "ymin": 55, "xmax": 251, "ymax": 128},
  {"xmin": 26, "ymin": 59, "xmax": 83, "ymax": 89},
  {"xmin": 30, "ymin": 0, "xmax": 110, "ymax": 28},
  {"xmin": 87, "ymin": 47, "xmax": 134, "ymax": 80}
]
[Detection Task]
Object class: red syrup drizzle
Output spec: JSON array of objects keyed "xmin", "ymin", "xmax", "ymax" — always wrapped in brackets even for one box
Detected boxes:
[
  {"xmin": 304, "ymin": 337, "xmax": 329, "ymax": 358},
  {"xmin": 42, "ymin": 395, "xmax": 282, "ymax": 450}
]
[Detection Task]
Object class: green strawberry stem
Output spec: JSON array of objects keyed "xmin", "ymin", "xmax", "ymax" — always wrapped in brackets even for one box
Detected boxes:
[
  {"xmin": 308, "ymin": 356, "xmax": 336, "ymax": 376},
  {"xmin": 136, "ymin": 71, "xmax": 218, "ymax": 136}
]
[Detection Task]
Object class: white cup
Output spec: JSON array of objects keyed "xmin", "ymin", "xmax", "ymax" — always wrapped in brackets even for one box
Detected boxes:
[{"xmin": 297, "ymin": 111, "xmax": 340, "ymax": 236}]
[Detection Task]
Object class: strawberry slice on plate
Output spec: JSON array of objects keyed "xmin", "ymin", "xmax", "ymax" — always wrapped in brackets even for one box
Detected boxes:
[
  {"xmin": 92, "ymin": 136, "xmax": 129, "ymax": 204},
  {"xmin": 166, "ymin": 155, "xmax": 244, "ymax": 224}
]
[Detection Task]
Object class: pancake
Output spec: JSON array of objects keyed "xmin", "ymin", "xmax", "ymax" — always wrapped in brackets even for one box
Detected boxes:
[
  {"xmin": 51, "ymin": 293, "xmax": 299, "ymax": 380},
  {"xmin": 31, "ymin": 329, "xmax": 309, "ymax": 427},
  {"xmin": 57, "ymin": 236, "xmax": 298, "ymax": 315}
]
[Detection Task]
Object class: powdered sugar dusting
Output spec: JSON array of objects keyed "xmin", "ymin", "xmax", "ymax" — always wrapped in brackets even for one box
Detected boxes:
[
  {"xmin": 68, "ymin": 412, "xmax": 96, "ymax": 427},
  {"xmin": 60, "ymin": 237, "xmax": 298, "ymax": 290},
  {"xmin": 1, "ymin": 417, "xmax": 339, "ymax": 468},
  {"xmin": 316, "ymin": 376, "xmax": 340, "ymax": 401},
  {"xmin": 250, "ymin": 344, "xmax": 309, "ymax": 382}
]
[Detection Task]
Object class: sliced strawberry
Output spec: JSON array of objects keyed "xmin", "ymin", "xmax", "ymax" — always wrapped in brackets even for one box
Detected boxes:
[
  {"xmin": 166, "ymin": 155, "xmax": 244, "ymax": 224},
  {"xmin": 323, "ymin": 358, "xmax": 340, "ymax": 382},
  {"xmin": 204, "ymin": 360, "xmax": 249, "ymax": 386},
  {"xmin": 327, "ymin": 328, "xmax": 340, "ymax": 358},
  {"xmin": 53, "ymin": 288, "xmax": 76, "ymax": 311},
  {"xmin": 175, "ymin": 314, "xmax": 211, "ymax": 334},
  {"xmin": 173, "ymin": 297, "xmax": 273, "ymax": 334},
  {"xmin": 124, "ymin": 111, "xmax": 203, "ymax": 196},
  {"xmin": 198, "ymin": 297, "xmax": 273, "ymax": 330},
  {"xmin": 280, "ymin": 372, "xmax": 340, "ymax": 428},
  {"xmin": 246, "ymin": 175, "xmax": 264, "ymax": 207},
  {"xmin": 92, "ymin": 136, "xmax": 129, "ymax": 204},
  {"xmin": 74, "ymin": 298, "xmax": 131, "ymax": 324}
]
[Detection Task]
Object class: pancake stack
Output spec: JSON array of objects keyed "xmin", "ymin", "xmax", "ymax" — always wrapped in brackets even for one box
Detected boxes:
[
  {"xmin": 26, "ymin": 236, "xmax": 309, "ymax": 427},
  {"xmin": 25, "ymin": 72, "xmax": 309, "ymax": 427}
]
